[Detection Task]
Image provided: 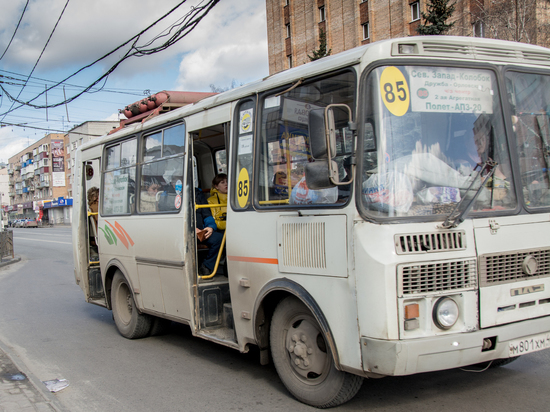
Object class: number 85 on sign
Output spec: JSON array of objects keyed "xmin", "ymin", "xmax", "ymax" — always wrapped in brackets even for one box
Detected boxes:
[{"xmin": 380, "ymin": 66, "xmax": 410, "ymax": 117}]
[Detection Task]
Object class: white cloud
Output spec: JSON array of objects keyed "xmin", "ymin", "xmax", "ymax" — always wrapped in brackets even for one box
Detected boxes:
[
  {"xmin": 0, "ymin": 0, "xmax": 269, "ymax": 155},
  {"xmin": 0, "ymin": 0, "xmax": 268, "ymax": 85},
  {"xmin": 175, "ymin": 0, "xmax": 268, "ymax": 91},
  {"xmin": 0, "ymin": 126, "xmax": 30, "ymax": 163}
]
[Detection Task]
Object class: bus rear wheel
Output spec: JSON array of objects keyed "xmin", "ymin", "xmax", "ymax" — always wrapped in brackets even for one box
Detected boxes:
[
  {"xmin": 111, "ymin": 271, "xmax": 152, "ymax": 339},
  {"xmin": 270, "ymin": 296, "xmax": 363, "ymax": 408}
]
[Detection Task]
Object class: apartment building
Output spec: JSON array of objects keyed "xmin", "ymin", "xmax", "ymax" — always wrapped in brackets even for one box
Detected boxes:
[
  {"xmin": 267, "ymin": 0, "xmax": 550, "ymax": 74},
  {"xmin": 7, "ymin": 133, "xmax": 70, "ymax": 225}
]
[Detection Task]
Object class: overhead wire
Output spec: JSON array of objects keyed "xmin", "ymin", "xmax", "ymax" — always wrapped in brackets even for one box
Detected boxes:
[
  {"xmin": 1, "ymin": 0, "xmax": 71, "ymax": 121},
  {"xmin": 0, "ymin": 0, "xmax": 220, "ymax": 116},
  {"xmin": 0, "ymin": 0, "xmax": 30, "ymax": 61},
  {"xmin": 0, "ymin": 69, "xmax": 146, "ymax": 96}
]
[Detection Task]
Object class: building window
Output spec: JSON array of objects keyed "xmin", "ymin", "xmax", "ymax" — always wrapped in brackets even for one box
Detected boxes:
[
  {"xmin": 362, "ymin": 22, "xmax": 370, "ymax": 40},
  {"xmin": 286, "ymin": 23, "xmax": 291, "ymax": 38},
  {"xmin": 473, "ymin": 21, "xmax": 484, "ymax": 37},
  {"xmin": 319, "ymin": 6, "xmax": 326, "ymax": 22},
  {"xmin": 288, "ymin": 55, "xmax": 293, "ymax": 68},
  {"xmin": 411, "ymin": 2, "xmax": 420, "ymax": 22}
]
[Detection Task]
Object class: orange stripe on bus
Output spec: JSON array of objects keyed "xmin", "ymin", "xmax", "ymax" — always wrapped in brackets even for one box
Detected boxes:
[{"xmin": 228, "ymin": 256, "xmax": 279, "ymax": 265}]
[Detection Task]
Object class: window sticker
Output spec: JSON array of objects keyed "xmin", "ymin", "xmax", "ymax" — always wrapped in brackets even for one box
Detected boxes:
[
  {"xmin": 240, "ymin": 109, "xmax": 254, "ymax": 134},
  {"xmin": 238, "ymin": 134, "xmax": 253, "ymax": 155},
  {"xmin": 175, "ymin": 195, "xmax": 182, "ymax": 209},
  {"xmin": 237, "ymin": 167, "xmax": 250, "ymax": 208},
  {"xmin": 175, "ymin": 179, "xmax": 183, "ymax": 195},
  {"xmin": 408, "ymin": 67, "xmax": 493, "ymax": 114},
  {"xmin": 264, "ymin": 95, "xmax": 280, "ymax": 109},
  {"xmin": 379, "ymin": 66, "xmax": 410, "ymax": 117}
]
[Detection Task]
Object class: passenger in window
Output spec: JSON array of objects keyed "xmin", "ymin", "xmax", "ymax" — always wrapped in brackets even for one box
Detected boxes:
[
  {"xmin": 141, "ymin": 180, "xmax": 161, "ymax": 212},
  {"xmin": 207, "ymin": 174, "xmax": 228, "ymax": 231},
  {"xmin": 87, "ymin": 187, "xmax": 100, "ymax": 259},
  {"xmin": 195, "ymin": 187, "xmax": 223, "ymax": 277},
  {"xmin": 270, "ymin": 171, "xmax": 288, "ymax": 199},
  {"xmin": 87, "ymin": 187, "xmax": 99, "ymax": 229}
]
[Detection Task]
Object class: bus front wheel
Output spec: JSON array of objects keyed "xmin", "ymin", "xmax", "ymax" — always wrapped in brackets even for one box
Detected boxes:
[
  {"xmin": 270, "ymin": 296, "xmax": 363, "ymax": 408},
  {"xmin": 111, "ymin": 271, "xmax": 152, "ymax": 339}
]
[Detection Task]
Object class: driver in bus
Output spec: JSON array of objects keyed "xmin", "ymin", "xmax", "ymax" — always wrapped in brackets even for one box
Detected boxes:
[{"xmin": 195, "ymin": 187, "xmax": 223, "ymax": 278}]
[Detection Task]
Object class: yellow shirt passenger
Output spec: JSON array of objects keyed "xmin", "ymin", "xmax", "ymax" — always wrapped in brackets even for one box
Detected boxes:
[{"xmin": 207, "ymin": 174, "xmax": 228, "ymax": 231}]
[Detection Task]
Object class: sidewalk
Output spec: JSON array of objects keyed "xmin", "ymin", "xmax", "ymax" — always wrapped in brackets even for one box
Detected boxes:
[
  {"xmin": 0, "ymin": 258, "xmax": 68, "ymax": 412},
  {"xmin": 0, "ymin": 343, "xmax": 66, "ymax": 412}
]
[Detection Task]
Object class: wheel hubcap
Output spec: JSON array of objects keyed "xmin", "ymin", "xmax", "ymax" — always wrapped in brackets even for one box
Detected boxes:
[{"xmin": 285, "ymin": 318, "xmax": 328, "ymax": 379}]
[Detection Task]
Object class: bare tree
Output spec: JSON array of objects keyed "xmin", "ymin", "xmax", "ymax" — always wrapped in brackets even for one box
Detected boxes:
[{"xmin": 470, "ymin": 0, "xmax": 537, "ymax": 43}]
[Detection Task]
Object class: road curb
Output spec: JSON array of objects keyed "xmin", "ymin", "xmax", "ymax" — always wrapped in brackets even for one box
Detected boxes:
[{"xmin": 0, "ymin": 256, "xmax": 21, "ymax": 268}]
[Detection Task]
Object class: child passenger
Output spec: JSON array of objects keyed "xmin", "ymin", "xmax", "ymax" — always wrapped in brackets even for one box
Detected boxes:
[{"xmin": 207, "ymin": 174, "xmax": 228, "ymax": 231}]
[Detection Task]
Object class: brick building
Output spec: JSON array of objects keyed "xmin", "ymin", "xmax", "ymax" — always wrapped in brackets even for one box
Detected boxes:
[
  {"xmin": 266, "ymin": 0, "xmax": 550, "ymax": 74},
  {"xmin": 7, "ymin": 133, "xmax": 71, "ymax": 225}
]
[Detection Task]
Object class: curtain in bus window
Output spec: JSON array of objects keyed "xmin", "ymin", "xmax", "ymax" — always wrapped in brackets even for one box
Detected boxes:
[
  {"xmin": 360, "ymin": 65, "xmax": 517, "ymax": 219},
  {"xmin": 505, "ymin": 71, "xmax": 550, "ymax": 208},
  {"xmin": 257, "ymin": 71, "xmax": 356, "ymax": 207}
]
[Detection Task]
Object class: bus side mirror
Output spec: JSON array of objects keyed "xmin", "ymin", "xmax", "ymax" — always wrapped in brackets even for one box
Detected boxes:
[
  {"xmin": 307, "ymin": 104, "xmax": 355, "ymax": 188},
  {"xmin": 305, "ymin": 160, "xmax": 339, "ymax": 189},
  {"xmin": 308, "ymin": 108, "xmax": 336, "ymax": 159}
]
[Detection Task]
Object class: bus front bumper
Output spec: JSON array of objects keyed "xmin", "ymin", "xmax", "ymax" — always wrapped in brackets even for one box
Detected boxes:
[{"xmin": 361, "ymin": 316, "xmax": 550, "ymax": 376}]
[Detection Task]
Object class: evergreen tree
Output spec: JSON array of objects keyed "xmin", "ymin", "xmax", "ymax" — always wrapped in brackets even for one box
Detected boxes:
[
  {"xmin": 308, "ymin": 29, "xmax": 332, "ymax": 61},
  {"xmin": 417, "ymin": 0, "xmax": 456, "ymax": 35}
]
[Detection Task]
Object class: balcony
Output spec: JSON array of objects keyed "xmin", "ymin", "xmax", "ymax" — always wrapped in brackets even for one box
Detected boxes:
[{"xmin": 38, "ymin": 181, "xmax": 50, "ymax": 188}]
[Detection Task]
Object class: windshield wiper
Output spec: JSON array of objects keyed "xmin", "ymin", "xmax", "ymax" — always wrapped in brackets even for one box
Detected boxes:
[{"xmin": 439, "ymin": 159, "xmax": 497, "ymax": 229}]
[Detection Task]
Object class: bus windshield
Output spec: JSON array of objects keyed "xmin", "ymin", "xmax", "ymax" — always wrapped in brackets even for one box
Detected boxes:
[{"xmin": 360, "ymin": 65, "xmax": 517, "ymax": 220}]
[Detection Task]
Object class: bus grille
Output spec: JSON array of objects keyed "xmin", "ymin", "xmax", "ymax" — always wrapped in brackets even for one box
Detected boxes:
[
  {"xmin": 479, "ymin": 248, "xmax": 550, "ymax": 286},
  {"xmin": 395, "ymin": 231, "xmax": 466, "ymax": 254},
  {"xmin": 280, "ymin": 222, "xmax": 327, "ymax": 269},
  {"xmin": 398, "ymin": 259, "xmax": 477, "ymax": 296}
]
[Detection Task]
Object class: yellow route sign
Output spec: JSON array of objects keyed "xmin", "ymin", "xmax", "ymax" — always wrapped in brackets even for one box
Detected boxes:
[
  {"xmin": 380, "ymin": 66, "xmax": 410, "ymax": 117},
  {"xmin": 237, "ymin": 168, "xmax": 250, "ymax": 208}
]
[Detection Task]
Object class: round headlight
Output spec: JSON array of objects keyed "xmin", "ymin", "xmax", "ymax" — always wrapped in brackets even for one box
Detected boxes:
[{"xmin": 433, "ymin": 297, "xmax": 459, "ymax": 330}]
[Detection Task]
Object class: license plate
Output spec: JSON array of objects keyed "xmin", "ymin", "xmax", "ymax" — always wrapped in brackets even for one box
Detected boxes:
[{"xmin": 508, "ymin": 333, "xmax": 550, "ymax": 356}]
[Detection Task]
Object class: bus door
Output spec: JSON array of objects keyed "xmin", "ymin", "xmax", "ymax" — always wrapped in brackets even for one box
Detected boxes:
[
  {"xmin": 190, "ymin": 122, "xmax": 237, "ymax": 345},
  {"xmin": 132, "ymin": 124, "xmax": 191, "ymax": 320},
  {"xmin": 81, "ymin": 158, "xmax": 105, "ymax": 302}
]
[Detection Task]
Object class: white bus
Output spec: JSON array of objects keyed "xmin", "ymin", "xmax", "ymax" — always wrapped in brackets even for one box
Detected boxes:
[{"xmin": 73, "ymin": 36, "xmax": 550, "ymax": 408}]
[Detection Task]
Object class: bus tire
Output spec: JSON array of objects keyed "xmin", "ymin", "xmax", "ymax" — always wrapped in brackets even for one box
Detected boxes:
[
  {"xmin": 270, "ymin": 296, "xmax": 363, "ymax": 408},
  {"xmin": 111, "ymin": 271, "xmax": 152, "ymax": 339}
]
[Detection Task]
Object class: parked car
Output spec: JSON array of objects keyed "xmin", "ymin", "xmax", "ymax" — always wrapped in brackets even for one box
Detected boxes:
[{"xmin": 25, "ymin": 219, "xmax": 38, "ymax": 228}]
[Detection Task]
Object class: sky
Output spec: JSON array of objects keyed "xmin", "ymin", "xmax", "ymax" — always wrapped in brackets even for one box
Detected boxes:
[{"xmin": 0, "ymin": 0, "xmax": 269, "ymax": 164}]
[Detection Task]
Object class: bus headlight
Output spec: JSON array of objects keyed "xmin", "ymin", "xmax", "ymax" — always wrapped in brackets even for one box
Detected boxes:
[{"xmin": 432, "ymin": 297, "xmax": 459, "ymax": 330}]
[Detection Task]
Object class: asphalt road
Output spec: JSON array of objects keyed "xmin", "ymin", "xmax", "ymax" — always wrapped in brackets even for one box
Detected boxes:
[{"xmin": 0, "ymin": 226, "xmax": 549, "ymax": 411}]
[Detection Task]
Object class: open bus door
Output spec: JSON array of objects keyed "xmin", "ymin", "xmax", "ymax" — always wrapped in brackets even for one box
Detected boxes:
[
  {"xmin": 74, "ymin": 158, "xmax": 105, "ymax": 304},
  {"xmin": 189, "ymin": 122, "xmax": 238, "ymax": 346}
]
